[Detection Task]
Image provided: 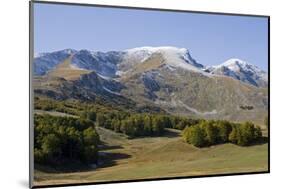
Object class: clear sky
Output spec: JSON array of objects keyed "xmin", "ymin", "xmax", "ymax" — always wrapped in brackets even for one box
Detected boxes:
[{"xmin": 34, "ymin": 3, "xmax": 268, "ymax": 71}]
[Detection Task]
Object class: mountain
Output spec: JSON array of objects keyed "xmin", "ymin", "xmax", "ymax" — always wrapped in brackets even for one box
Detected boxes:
[
  {"xmin": 34, "ymin": 48, "xmax": 268, "ymax": 88},
  {"xmin": 33, "ymin": 53, "xmax": 164, "ymax": 113},
  {"xmin": 34, "ymin": 49, "xmax": 77, "ymax": 75},
  {"xmin": 33, "ymin": 47, "xmax": 268, "ymax": 124},
  {"xmin": 206, "ymin": 58, "xmax": 268, "ymax": 87},
  {"xmin": 122, "ymin": 46, "xmax": 204, "ymax": 69},
  {"xmin": 71, "ymin": 50, "xmax": 124, "ymax": 77},
  {"xmin": 118, "ymin": 54, "xmax": 268, "ymax": 123},
  {"xmin": 33, "ymin": 46, "xmax": 204, "ymax": 77}
]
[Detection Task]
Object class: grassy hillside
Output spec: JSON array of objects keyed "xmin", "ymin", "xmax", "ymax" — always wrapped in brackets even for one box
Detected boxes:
[
  {"xmin": 120, "ymin": 66, "xmax": 268, "ymax": 125},
  {"xmin": 47, "ymin": 55, "xmax": 91, "ymax": 80},
  {"xmin": 33, "ymin": 54, "xmax": 268, "ymax": 125},
  {"xmin": 34, "ymin": 127, "xmax": 268, "ymax": 186}
]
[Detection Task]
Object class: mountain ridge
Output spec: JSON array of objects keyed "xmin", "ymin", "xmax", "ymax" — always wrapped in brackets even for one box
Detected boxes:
[
  {"xmin": 33, "ymin": 46, "xmax": 268, "ymax": 124},
  {"xmin": 33, "ymin": 46, "xmax": 268, "ymax": 88},
  {"xmin": 206, "ymin": 58, "xmax": 268, "ymax": 87}
]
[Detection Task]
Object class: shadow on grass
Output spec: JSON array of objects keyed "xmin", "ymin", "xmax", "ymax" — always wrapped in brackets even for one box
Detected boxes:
[
  {"xmin": 34, "ymin": 151, "xmax": 131, "ymax": 174},
  {"xmin": 98, "ymin": 141, "xmax": 124, "ymax": 151},
  {"xmin": 195, "ymin": 136, "xmax": 269, "ymax": 149},
  {"xmin": 34, "ymin": 161, "xmax": 91, "ymax": 173},
  {"xmin": 98, "ymin": 152, "xmax": 132, "ymax": 168}
]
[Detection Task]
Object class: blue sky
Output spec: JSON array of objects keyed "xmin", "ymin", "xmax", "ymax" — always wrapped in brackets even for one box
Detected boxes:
[{"xmin": 34, "ymin": 3, "xmax": 268, "ymax": 71}]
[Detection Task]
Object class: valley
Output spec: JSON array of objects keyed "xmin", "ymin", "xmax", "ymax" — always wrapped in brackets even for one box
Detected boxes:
[
  {"xmin": 34, "ymin": 126, "xmax": 268, "ymax": 186},
  {"xmin": 32, "ymin": 46, "xmax": 269, "ymax": 186}
]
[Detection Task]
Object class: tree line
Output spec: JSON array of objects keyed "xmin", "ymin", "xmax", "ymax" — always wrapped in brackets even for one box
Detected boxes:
[
  {"xmin": 34, "ymin": 114, "xmax": 100, "ymax": 166},
  {"xmin": 97, "ymin": 113, "xmax": 166, "ymax": 137},
  {"xmin": 35, "ymin": 97, "xmax": 202, "ymax": 136},
  {"xmin": 182, "ymin": 120, "xmax": 262, "ymax": 147},
  {"xmin": 32, "ymin": 95, "xmax": 268, "ymax": 174},
  {"xmin": 89, "ymin": 111, "xmax": 201, "ymax": 138}
]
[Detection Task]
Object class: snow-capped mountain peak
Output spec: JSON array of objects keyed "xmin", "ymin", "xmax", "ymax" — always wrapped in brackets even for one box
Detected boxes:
[
  {"xmin": 124, "ymin": 46, "xmax": 182, "ymax": 62},
  {"xmin": 215, "ymin": 58, "xmax": 258, "ymax": 73},
  {"xmin": 34, "ymin": 46, "xmax": 205, "ymax": 76},
  {"xmin": 208, "ymin": 58, "xmax": 268, "ymax": 87},
  {"xmin": 217, "ymin": 58, "xmax": 246, "ymax": 71},
  {"xmin": 125, "ymin": 46, "xmax": 187, "ymax": 53},
  {"xmin": 33, "ymin": 47, "xmax": 268, "ymax": 88},
  {"xmin": 124, "ymin": 46, "xmax": 204, "ymax": 70},
  {"xmin": 35, "ymin": 48, "xmax": 77, "ymax": 58}
]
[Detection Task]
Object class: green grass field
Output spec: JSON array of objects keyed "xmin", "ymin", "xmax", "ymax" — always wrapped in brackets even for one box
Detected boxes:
[{"xmin": 34, "ymin": 126, "xmax": 268, "ymax": 186}]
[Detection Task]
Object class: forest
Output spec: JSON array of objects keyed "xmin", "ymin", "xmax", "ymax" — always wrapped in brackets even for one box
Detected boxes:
[
  {"xmin": 34, "ymin": 114, "xmax": 99, "ymax": 166},
  {"xmin": 182, "ymin": 120, "xmax": 262, "ymax": 147},
  {"xmin": 34, "ymin": 97, "xmax": 264, "ymax": 168}
]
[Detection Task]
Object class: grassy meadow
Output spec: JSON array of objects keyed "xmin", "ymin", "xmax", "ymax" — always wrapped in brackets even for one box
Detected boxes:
[{"xmin": 34, "ymin": 125, "xmax": 268, "ymax": 186}]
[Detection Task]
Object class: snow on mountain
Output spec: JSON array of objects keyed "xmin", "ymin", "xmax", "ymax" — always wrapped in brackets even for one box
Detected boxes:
[
  {"xmin": 33, "ymin": 47, "xmax": 268, "ymax": 88},
  {"xmin": 102, "ymin": 86, "xmax": 121, "ymax": 96},
  {"xmin": 33, "ymin": 49, "xmax": 76, "ymax": 75},
  {"xmin": 34, "ymin": 47, "xmax": 204, "ymax": 76},
  {"xmin": 207, "ymin": 58, "xmax": 268, "ymax": 87},
  {"xmin": 125, "ymin": 46, "xmax": 156, "ymax": 62},
  {"xmin": 124, "ymin": 46, "xmax": 204, "ymax": 69},
  {"xmin": 70, "ymin": 50, "xmax": 123, "ymax": 77}
]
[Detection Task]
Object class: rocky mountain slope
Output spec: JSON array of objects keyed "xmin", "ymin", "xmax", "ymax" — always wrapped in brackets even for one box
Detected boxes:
[
  {"xmin": 33, "ymin": 46, "xmax": 268, "ymax": 123},
  {"xmin": 206, "ymin": 58, "xmax": 268, "ymax": 87}
]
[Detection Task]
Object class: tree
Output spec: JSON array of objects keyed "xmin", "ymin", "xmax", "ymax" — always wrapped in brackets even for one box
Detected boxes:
[
  {"xmin": 254, "ymin": 126, "xmax": 262, "ymax": 141},
  {"xmin": 96, "ymin": 114, "xmax": 106, "ymax": 127},
  {"xmin": 143, "ymin": 115, "xmax": 152, "ymax": 135},
  {"xmin": 203, "ymin": 122, "xmax": 219, "ymax": 145},
  {"xmin": 83, "ymin": 145, "xmax": 98, "ymax": 163},
  {"xmin": 41, "ymin": 133, "xmax": 62, "ymax": 160},
  {"xmin": 182, "ymin": 126, "xmax": 206, "ymax": 147},
  {"xmin": 104, "ymin": 118, "xmax": 112, "ymax": 129},
  {"xmin": 217, "ymin": 120, "xmax": 232, "ymax": 143},
  {"xmin": 34, "ymin": 114, "xmax": 100, "ymax": 166},
  {"xmin": 133, "ymin": 115, "xmax": 145, "ymax": 136},
  {"xmin": 175, "ymin": 119, "xmax": 187, "ymax": 130},
  {"xmin": 82, "ymin": 126, "xmax": 99, "ymax": 164},
  {"xmin": 237, "ymin": 122, "xmax": 256, "ymax": 146},
  {"xmin": 152, "ymin": 116, "xmax": 165, "ymax": 135},
  {"xmin": 83, "ymin": 127, "xmax": 99, "ymax": 146},
  {"xmin": 228, "ymin": 122, "xmax": 262, "ymax": 146},
  {"xmin": 120, "ymin": 119, "xmax": 135, "ymax": 136},
  {"xmin": 162, "ymin": 116, "xmax": 172, "ymax": 128},
  {"xmin": 64, "ymin": 127, "xmax": 83, "ymax": 159},
  {"xmin": 111, "ymin": 118, "xmax": 121, "ymax": 132},
  {"xmin": 84, "ymin": 111, "xmax": 96, "ymax": 122}
]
